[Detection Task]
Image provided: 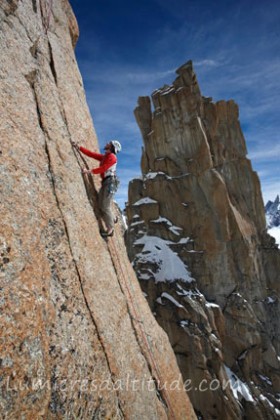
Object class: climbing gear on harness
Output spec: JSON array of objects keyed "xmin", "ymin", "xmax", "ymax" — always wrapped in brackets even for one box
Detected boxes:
[
  {"xmin": 103, "ymin": 175, "xmax": 120, "ymax": 194},
  {"xmin": 109, "ymin": 176, "xmax": 120, "ymax": 194},
  {"xmin": 110, "ymin": 140, "xmax": 122, "ymax": 154}
]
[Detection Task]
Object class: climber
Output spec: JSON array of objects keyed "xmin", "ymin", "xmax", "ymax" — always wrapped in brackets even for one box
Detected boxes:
[{"xmin": 71, "ymin": 140, "xmax": 122, "ymax": 237}]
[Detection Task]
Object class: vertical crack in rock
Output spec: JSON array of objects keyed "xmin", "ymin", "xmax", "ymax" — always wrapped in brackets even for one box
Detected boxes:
[
  {"xmin": 30, "ymin": 81, "xmax": 125, "ymax": 418},
  {"xmin": 48, "ymin": 41, "xmax": 57, "ymax": 85},
  {"xmin": 24, "ymin": 70, "xmax": 38, "ymax": 90},
  {"xmin": 32, "ymin": 0, "xmax": 38, "ymax": 14},
  {"xmin": 39, "ymin": 0, "xmax": 52, "ymax": 34},
  {"xmin": 30, "ymin": 38, "xmax": 40, "ymax": 59},
  {"xmin": 42, "ymin": 63, "xmax": 104, "ymax": 229}
]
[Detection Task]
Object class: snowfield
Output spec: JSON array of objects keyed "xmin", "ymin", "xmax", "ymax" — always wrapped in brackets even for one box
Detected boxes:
[
  {"xmin": 134, "ymin": 235, "xmax": 193, "ymax": 283},
  {"xmin": 268, "ymin": 227, "xmax": 280, "ymax": 245}
]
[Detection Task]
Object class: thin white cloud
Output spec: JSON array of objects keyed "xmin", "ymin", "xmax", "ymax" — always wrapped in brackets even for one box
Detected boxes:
[
  {"xmin": 249, "ymin": 144, "xmax": 280, "ymax": 161},
  {"xmin": 73, "ymin": 1, "xmax": 280, "ymax": 211},
  {"xmin": 194, "ymin": 59, "xmax": 221, "ymax": 67},
  {"xmin": 126, "ymin": 69, "xmax": 175, "ymax": 83},
  {"xmin": 79, "ymin": 59, "xmax": 176, "ymax": 87}
]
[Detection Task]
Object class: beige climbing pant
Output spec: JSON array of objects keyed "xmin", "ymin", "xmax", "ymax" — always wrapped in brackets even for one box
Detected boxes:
[{"xmin": 98, "ymin": 177, "xmax": 115, "ymax": 230}]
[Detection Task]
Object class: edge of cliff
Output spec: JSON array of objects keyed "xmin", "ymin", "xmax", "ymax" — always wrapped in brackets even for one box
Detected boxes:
[{"xmin": 0, "ymin": 2, "xmax": 195, "ymax": 418}]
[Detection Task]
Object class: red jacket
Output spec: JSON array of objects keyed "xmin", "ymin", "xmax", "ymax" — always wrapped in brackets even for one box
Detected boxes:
[{"xmin": 79, "ymin": 146, "xmax": 117, "ymax": 180}]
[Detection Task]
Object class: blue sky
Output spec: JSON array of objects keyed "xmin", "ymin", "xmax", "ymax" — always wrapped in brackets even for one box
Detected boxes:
[{"xmin": 70, "ymin": 0, "xmax": 280, "ymax": 209}]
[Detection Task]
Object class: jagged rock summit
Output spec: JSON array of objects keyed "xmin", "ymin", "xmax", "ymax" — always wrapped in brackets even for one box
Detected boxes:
[
  {"xmin": 266, "ymin": 195, "xmax": 280, "ymax": 246},
  {"xmin": 266, "ymin": 195, "xmax": 280, "ymax": 228},
  {"xmin": 0, "ymin": 2, "xmax": 196, "ymax": 418},
  {"xmin": 125, "ymin": 61, "xmax": 280, "ymax": 419}
]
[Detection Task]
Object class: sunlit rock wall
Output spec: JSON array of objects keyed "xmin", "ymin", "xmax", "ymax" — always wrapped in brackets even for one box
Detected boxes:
[
  {"xmin": 0, "ymin": 2, "xmax": 196, "ymax": 418},
  {"xmin": 125, "ymin": 61, "xmax": 280, "ymax": 419}
]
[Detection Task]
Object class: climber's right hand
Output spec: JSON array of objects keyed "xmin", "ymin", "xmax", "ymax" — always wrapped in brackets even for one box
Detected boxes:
[{"xmin": 71, "ymin": 140, "xmax": 79, "ymax": 150}]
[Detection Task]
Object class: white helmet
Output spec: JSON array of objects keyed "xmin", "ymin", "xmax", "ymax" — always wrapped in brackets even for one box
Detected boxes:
[{"xmin": 110, "ymin": 140, "xmax": 122, "ymax": 153}]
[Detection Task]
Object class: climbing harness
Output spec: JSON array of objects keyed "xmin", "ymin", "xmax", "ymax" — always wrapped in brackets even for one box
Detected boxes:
[{"xmin": 106, "ymin": 175, "xmax": 120, "ymax": 194}]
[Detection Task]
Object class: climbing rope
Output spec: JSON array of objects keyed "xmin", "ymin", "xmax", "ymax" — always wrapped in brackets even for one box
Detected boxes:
[
  {"xmin": 70, "ymin": 142, "xmax": 89, "ymax": 170},
  {"xmin": 39, "ymin": 0, "xmax": 53, "ymax": 34},
  {"xmin": 70, "ymin": 142, "xmax": 106, "ymax": 235}
]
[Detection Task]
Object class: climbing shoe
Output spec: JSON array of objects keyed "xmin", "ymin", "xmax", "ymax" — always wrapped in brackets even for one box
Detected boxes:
[{"xmin": 101, "ymin": 229, "xmax": 114, "ymax": 238}]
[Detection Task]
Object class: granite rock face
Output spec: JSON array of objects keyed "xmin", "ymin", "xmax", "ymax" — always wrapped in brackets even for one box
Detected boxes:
[
  {"xmin": 0, "ymin": 2, "xmax": 195, "ymax": 418},
  {"xmin": 125, "ymin": 61, "xmax": 280, "ymax": 419}
]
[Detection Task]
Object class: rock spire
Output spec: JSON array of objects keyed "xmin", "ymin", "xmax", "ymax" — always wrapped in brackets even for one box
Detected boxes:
[{"xmin": 125, "ymin": 60, "xmax": 280, "ymax": 419}]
